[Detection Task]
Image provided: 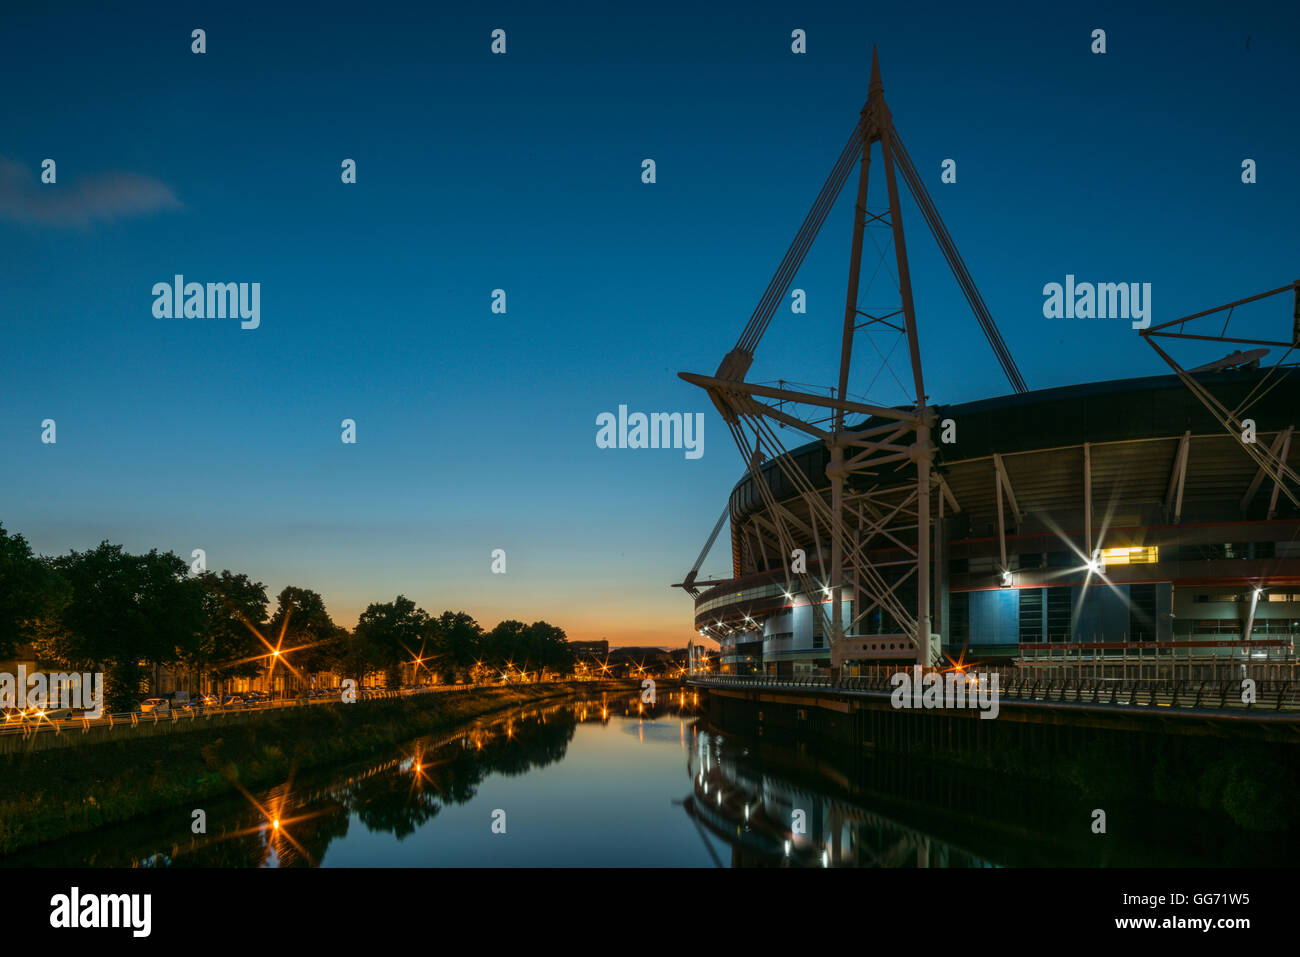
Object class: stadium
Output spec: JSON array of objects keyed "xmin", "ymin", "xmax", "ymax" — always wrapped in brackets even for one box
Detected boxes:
[
  {"xmin": 676, "ymin": 55, "xmax": 1300, "ymax": 681},
  {"xmin": 689, "ymin": 366, "xmax": 1300, "ymax": 678}
]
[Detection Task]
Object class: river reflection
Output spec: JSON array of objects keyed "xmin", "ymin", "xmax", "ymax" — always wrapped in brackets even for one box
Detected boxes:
[
  {"xmin": 684, "ymin": 726, "xmax": 996, "ymax": 868},
  {"xmin": 6, "ymin": 691, "xmax": 714, "ymax": 867},
  {"xmin": 5, "ymin": 688, "xmax": 1284, "ymax": 867}
]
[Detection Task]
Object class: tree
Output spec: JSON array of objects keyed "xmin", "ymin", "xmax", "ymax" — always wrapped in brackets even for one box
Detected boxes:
[
  {"xmin": 43, "ymin": 542, "xmax": 200, "ymax": 710},
  {"xmin": 355, "ymin": 596, "xmax": 429, "ymax": 689},
  {"xmin": 525, "ymin": 620, "xmax": 573, "ymax": 675},
  {"xmin": 0, "ymin": 523, "xmax": 62, "ymax": 660},
  {"xmin": 327, "ymin": 625, "xmax": 366, "ymax": 686},
  {"xmin": 482, "ymin": 620, "xmax": 527, "ymax": 670},
  {"xmin": 47, "ymin": 543, "xmax": 149, "ymax": 710},
  {"xmin": 481, "ymin": 619, "xmax": 571, "ymax": 677},
  {"xmin": 135, "ymin": 549, "xmax": 205, "ymax": 693},
  {"xmin": 428, "ymin": 611, "xmax": 482, "ymax": 683},
  {"xmin": 267, "ymin": 587, "xmax": 337, "ymax": 692},
  {"xmin": 191, "ymin": 570, "xmax": 270, "ymax": 694},
  {"xmin": 0, "ymin": 520, "xmax": 578, "ymax": 706}
]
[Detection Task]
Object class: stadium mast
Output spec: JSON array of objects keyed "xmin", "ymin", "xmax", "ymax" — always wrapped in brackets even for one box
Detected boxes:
[{"xmin": 679, "ymin": 49, "xmax": 1024, "ymax": 669}]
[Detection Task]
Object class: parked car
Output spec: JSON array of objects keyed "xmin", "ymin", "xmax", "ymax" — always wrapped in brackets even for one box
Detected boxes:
[
  {"xmin": 138, "ymin": 698, "xmax": 170, "ymax": 713},
  {"xmin": 221, "ymin": 695, "xmax": 245, "ymax": 708},
  {"xmin": 40, "ymin": 707, "xmax": 82, "ymax": 720},
  {"xmin": 243, "ymin": 692, "xmax": 267, "ymax": 707},
  {"xmin": 193, "ymin": 694, "xmax": 219, "ymax": 708}
]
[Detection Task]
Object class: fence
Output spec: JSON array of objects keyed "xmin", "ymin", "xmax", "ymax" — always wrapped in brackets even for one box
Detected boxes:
[
  {"xmin": 0, "ymin": 678, "xmax": 629, "ymax": 755},
  {"xmin": 713, "ymin": 641, "xmax": 1298, "ymax": 685},
  {"xmin": 1016, "ymin": 638, "xmax": 1296, "ymax": 682},
  {"xmin": 690, "ymin": 672, "xmax": 1300, "ymax": 713}
]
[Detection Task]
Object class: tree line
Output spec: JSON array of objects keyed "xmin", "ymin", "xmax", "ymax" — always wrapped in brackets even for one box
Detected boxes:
[{"xmin": 0, "ymin": 523, "xmax": 573, "ymax": 712}]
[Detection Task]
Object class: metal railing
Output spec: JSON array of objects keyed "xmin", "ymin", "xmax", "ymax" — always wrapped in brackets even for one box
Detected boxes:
[
  {"xmin": 689, "ymin": 673, "xmax": 1300, "ymax": 713},
  {"xmin": 0, "ymin": 676, "xmax": 628, "ymax": 739},
  {"xmin": 0, "ymin": 685, "xmax": 414, "ymax": 737}
]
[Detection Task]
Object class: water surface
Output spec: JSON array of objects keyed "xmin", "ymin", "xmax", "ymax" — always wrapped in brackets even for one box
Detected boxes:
[{"xmin": 5, "ymin": 689, "xmax": 1289, "ymax": 867}]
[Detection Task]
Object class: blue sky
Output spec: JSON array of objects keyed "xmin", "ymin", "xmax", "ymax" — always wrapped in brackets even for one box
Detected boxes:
[{"xmin": 2, "ymin": 1, "xmax": 1298, "ymax": 646}]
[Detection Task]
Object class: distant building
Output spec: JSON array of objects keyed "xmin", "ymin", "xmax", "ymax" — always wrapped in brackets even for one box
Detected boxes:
[{"xmin": 568, "ymin": 639, "xmax": 609, "ymax": 658}]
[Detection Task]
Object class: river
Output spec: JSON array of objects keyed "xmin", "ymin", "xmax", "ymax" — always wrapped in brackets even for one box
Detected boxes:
[{"xmin": 3, "ymin": 688, "xmax": 1288, "ymax": 867}]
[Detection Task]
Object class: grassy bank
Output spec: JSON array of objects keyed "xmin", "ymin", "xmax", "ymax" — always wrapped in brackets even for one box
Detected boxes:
[{"xmin": 0, "ymin": 681, "xmax": 635, "ymax": 856}]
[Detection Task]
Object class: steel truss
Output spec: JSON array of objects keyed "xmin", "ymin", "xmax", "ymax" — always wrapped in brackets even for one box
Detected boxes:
[
  {"xmin": 679, "ymin": 50, "xmax": 1024, "ymax": 670},
  {"xmin": 1139, "ymin": 281, "xmax": 1300, "ymax": 517}
]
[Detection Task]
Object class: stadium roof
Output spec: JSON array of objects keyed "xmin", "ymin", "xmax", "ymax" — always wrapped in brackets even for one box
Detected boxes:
[{"xmin": 729, "ymin": 368, "xmax": 1300, "ymax": 514}]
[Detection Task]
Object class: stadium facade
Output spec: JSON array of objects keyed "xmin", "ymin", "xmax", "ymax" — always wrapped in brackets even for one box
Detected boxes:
[
  {"xmin": 675, "ymin": 54, "xmax": 1300, "ymax": 680},
  {"xmin": 693, "ymin": 368, "xmax": 1300, "ymax": 677}
]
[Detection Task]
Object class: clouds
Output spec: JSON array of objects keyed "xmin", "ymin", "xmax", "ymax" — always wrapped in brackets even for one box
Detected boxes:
[{"xmin": 0, "ymin": 156, "xmax": 180, "ymax": 226}]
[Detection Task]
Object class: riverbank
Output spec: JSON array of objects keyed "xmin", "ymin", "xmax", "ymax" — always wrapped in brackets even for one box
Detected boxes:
[
  {"xmin": 700, "ymin": 685, "xmax": 1300, "ymax": 832},
  {"xmin": 0, "ymin": 680, "xmax": 641, "ymax": 856}
]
